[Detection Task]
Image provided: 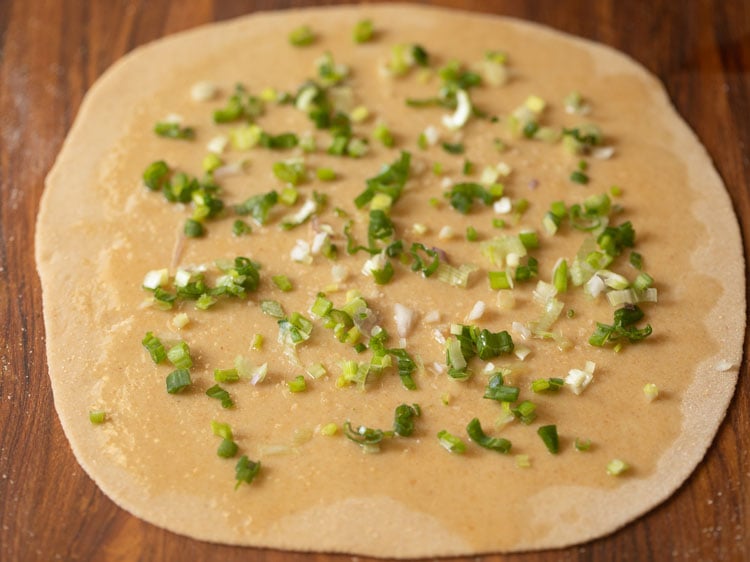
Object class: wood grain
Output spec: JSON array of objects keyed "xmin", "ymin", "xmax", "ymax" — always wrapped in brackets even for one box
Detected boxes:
[{"xmin": 1, "ymin": 1, "xmax": 748, "ymax": 560}]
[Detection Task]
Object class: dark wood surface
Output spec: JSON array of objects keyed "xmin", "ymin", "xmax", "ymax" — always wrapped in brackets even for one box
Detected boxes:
[{"xmin": 1, "ymin": 1, "xmax": 748, "ymax": 560}]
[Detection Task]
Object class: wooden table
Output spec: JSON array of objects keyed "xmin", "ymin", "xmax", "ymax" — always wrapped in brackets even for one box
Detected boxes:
[{"xmin": 1, "ymin": 1, "xmax": 748, "ymax": 560}]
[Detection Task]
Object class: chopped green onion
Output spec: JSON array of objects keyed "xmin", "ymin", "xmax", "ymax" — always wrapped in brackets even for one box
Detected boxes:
[
  {"xmin": 522, "ymin": 121, "xmax": 539, "ymax": 138},
  {"xmin": 371, "ymin": 261, "xmax": 394, "ymax": 285},
  {"xmin": 310, "ymin": 294, "xmax": 333, "ymax": 317},
  {"xmin": 89, "ymin": 410, "xmax": 106, "ymax": 424},
  {"xmin": 537, "ymin": 424, "xmax": 559, "ymax": 454},
  {"xmin": 289, "ymin": 25, "xmax": 315, "ymax": 46},
  {"xmin": 354, "ymin": 151, "xmax": 410, "ymax": 209},
  {"xmin": 272, "ymin": 274, "xmax": 293, "ymax": 292},
  {"xmin": 597, "ymin": 221, "xmax": 635, "ymax": 257},
  {"xmin": 373, "ymin": 123, "xmax": 395, "ymax": 147},
  {"xmin": 488, "ymin": 270, "xmax": 513, "ymax": 290},
  {"xmin": 633, "ymin": 272, "xmax": 654, "ymax": 291},
  {"xmin": 353, "ymin": 19, "xmax": 374, "ymax": 43},
  {"xmin": 466, "ymin": 226, "xmax": 478, "ymax": 241},
  {"xmin": 437, "ymin": 430, "xmax": 466, "ymax": 454},
  {"xmin": 167, "ymin": 341, "xmax": 193, "ymax": 369},
  {"xmin": 515, "ymin": 454, "xmax": 531, "ymax": 468},
  {"xmin": 184, "ymin": 218, "xmax": 204, "ymax": 238},
  {"xmin": 288, "ymin": 375, "xmax": 307, "ymax": 393},
  {"xmin": 570, "ymin": 170, "xmax": 589, "ymax": 184},
  {"xmin": 575, "ymin": 437, "xmax": 592, "ymax": 452},
  {"xmin": 142, "ymin": 332, "xmax": 167, "ymax": 364},
  {"xmin": 393, "ymin": 403, "xmax": 420, "ymax": 436},
  {"xmin": 154, "ymin": 121, "xmax": 195, "ymax": 140},
  {"xmin": 153, "ymin": 287, "xmax": 176, "ymax": 310},
  {"xmin": 643, "ymin": 383, "xmax": 659, "ymax": 401},
  {"xmin": 234, "ymin": 455, "xmax": 261, "ymax": 489},
  {"xmin": 518, "ymin": 230, "xmax": 539, "ymax": 250},
  {"xmin": 261, "ymin": 299, "xmax": 285, "ymax": 318},
  {"xmin": 320, "ymin": 422, "xmax": 338, "ymax": 436},
  {"xmin": 606, "ymin": 459, "xmax": 629, "ymax": 476},
  {"xmin": 589, "ymin": 305, "xmax": 652, "ymax": 347},
  {"xmin": 483, "ymin": 373, "xmax": 519, "ymax": 402},
  {"xmin": 211, "ymin": 420, "xmax": 233, "ymax": 440},
  {"xmin": 273, "ymin": 159, "xmax": 306, "ymax": 185},
  {"xmin": 232, "ymin": 219, "xmax": 252, "ymax": 236},
  {"xmin": 511, "ymin": 400, "xmax": 537, "ymax": 424},
  {"xmin": 466, "ymin": 418, "xmax": 511, "ymax": 453},
  {"xmin": 446, "ymin": 182, "xmax": 497, "ymax": 213},
  {"xmin": 260, "ymin": 131, "xmax": 299, "ymax": 149},
  {"xmin": 143, "ymin": 160, "xmax": 170, "ymax": 190},
  {"xmin": 531, "ymin": 377, "xmax": 564, "ymax": 393},
  {"xmin": 442, "ymin": 141, "xmax": 465, "ymax": 154},
  {"xmin": 251, "ymin": 334, "xmax": 263, "ymax": 350},
  {"xmin": 409, "ymin": 243, "xmax": 440, "ymax": 277},
  {"xmin": 476, "ymin": 329, "xmax": 514, "ymax": 359},
  {"xmin": 343, "ymin": 421, "xmax": 389, "ymax": 450},
  {"xmin": 202, "ymin": 153, "xmax": 223, "ymax": 173},
  {"xmin": 166, "ymin": 369, "xmax": 192, "ymax": 394},
  {"xmin": 316, "ymin": 167, "xmax": 337, "ymax": 181},
  {"xmin": 217, "ymin": 439, "xmax": 238, "ymax": 458},
  {"xmin": 279, "ymin": 187, "xmax": 299, "ymax": 208},
  {"xmin": 214, "ymin": 368, "xmax": 239, "ymax": 383},
  {"xmin": 195, "ymin": 293, "xmax": 217, "ymax": 310},
  {"xmin": 563, "ymin": 125, "xmax": 602, "ymax": 148},
  {"xmin": 552, "ymin": 259, "xmax": 569, "ymax": 293},
  {"xmin": 629, "ymin": 251, "xmax": 644, "ymax": 270},
  {"xmin": 306, "ymin": 363, "xmax": 327, "ymax": 379},
  {"xmin": 206, "ymin": 384, "xmax": 234, "ymax": 408}
]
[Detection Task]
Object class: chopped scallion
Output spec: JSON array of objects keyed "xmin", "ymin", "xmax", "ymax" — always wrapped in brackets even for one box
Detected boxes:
[
  {"xmin": 288, "ymin": 375, "xmax": 307, "ymax": 393},
  {"xmin": 437, "ymin": 430, "xmax": 466, "ymax": 454},
  {"xmin": 166, "ymin": 369, "xmax": 192, "ymax": 394},
  {"xmin": 466, "ymin": 418, "xmax": 511, "ymax": 453},
  {"xmin": 154, "ymin": 121, "xmax": 195, "ymax": 140},
  {"xmin": 606, "ymin": 458, "xmax": 629, "ymax": 476},
  {"xmin": 537, "ymin": 424, "xmax": 559, "ymax": 454},
  {"xmin": 167, "ymin": 341, "xmax": 193, "ymax": 369},
  {"xmin": 217, "ymin": 438, "xmax": 238, "ymax": 458},
  {"xmin": 289, "ymin": 25, "xmax": 315, "ymax": 46},
  {"xmin": 206, "ymin": 384, "xmax": 233, "ymax": 408},
  {"xmin": 393, "ymin": 403, "xmax": 420, "ymax": 436},
  {"xmin": 142, "ymin": 332, "xmax": 166, "ymax": 364},
  {"xmin": 272, "ymin": 274, "xmax": 293, "ymax": 292},
  {"xmin": 234, "ymin": 455, "xmax": 261, "ymax": 489}
]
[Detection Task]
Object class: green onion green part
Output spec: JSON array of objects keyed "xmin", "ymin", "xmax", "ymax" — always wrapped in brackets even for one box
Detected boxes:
[
  {"xmin": 167, "ymin": 341, "xmax": 193, "ymax": 369},
  {"xmin": 538, "ymin": 424, "xmax": 559, "ymax": 454},
  {"xmin": 289, "ymin": 25, "xmax": 315, "ymax": 46},
  {"xmin": 166, "ymin": 369, "xmax": 192, "ymax": 394},
  {"xmin": 437, "ymin": 430, "xmax": 466, "ymax": 454},
  {"xmin": 393, "ymin": 403, "xmax": 420, "ymax": 436},
  {"xmin": 288, "ymin": 375, "xmax": 307, "ymax": 393},
  {"xmin": 353, "ymin": 19, "xmax": 374, "ymax": 43},
  {"xmin": 206, "ymin": 384, "xmax": 234, "ymax": 408},
  {"xmin": 142, "ymin": 332, "xmax": 167, "ymax": 364},
  {"xmin": 235, "ymin": 455, "xmax": 261, "ymax": 489},
  {"xmin": 217, "ymin": 438, "xmax": 239, "ymax": 458},
  {"xmin": 154, "ymin": 121, "xmax": 195, "ymax": 140},
  {"xmin": 466, "ymin": 417, "xmax": 511, "ymax": 453}
]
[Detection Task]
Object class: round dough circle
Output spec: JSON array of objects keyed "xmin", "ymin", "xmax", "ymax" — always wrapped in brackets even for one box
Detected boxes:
[{"xmin": 36, "ymin": 4, "xmax": 745, "ymax": 557}]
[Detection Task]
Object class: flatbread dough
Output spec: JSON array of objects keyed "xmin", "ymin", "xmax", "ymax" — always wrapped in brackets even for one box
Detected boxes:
[{"xmin": 36, "ymin": 4, "xmax": 745, "ymax": 557}]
